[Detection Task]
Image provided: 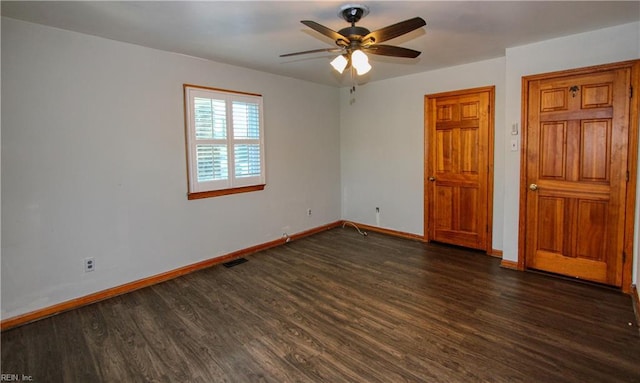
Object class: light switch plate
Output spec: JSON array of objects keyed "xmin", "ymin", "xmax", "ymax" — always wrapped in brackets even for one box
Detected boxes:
[{"xmin": 510, "ymin": 138, "xmax": 519, "ymax": 151}]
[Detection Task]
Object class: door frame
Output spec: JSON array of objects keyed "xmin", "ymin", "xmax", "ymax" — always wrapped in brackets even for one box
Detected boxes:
[
  {"xmin": 424, "ymin": 85, "xmax": 496, "ymax": 254},
  {"xmin": 518, "ymin": 60, "xmax": 640, "ymax": 293}
]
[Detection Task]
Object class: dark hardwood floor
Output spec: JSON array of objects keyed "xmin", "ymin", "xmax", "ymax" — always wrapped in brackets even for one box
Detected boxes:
[{"xmin": 2, "ymin": 228, "xmax": 639, "ymax": 382}]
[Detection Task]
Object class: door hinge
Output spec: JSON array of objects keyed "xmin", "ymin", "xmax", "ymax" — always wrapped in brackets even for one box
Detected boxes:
[
  {"xmin": 631, "ymin": 85, "xmax": 634, "ymax": 98},
  {"xmin": 626, "ymin": 170, "xmax": 630, "ymax": 182},
  {"xmin": 623, "ymin": 251, "xmax": 626, "ymax": 263}
]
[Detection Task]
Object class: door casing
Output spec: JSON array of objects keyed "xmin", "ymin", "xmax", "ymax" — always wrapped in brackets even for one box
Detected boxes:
[
  {"xmin": 518, "ymin": 60, "xmax": 640, "ymax": 293},
  {"xmin": 424, "ymin": 86, "xmax": 495, "ymax": 254}
]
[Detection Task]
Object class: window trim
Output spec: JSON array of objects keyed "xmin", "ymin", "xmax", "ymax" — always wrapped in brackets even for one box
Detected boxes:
[{"xmin": 183, "ymin": 84, "xmax": 266, "ymax": 200}]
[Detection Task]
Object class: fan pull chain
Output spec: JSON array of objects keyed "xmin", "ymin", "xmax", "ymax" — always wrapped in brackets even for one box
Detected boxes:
[{"xmin": 349, "ymin": 65, "xmax": 357, "ymax": 104}]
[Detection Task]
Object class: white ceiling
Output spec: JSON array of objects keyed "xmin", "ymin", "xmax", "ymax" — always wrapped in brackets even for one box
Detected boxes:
[{"xmin": 2, "ymin": 1, "xmax": 639, "ymax": 87}]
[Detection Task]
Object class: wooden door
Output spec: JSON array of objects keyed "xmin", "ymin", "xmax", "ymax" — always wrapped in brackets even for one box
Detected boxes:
[
  {"xmin": 425, "ymin": 87, "xmax": 494, "ymax": 251},
  {"xmin": 523, "ymin": 66, "xmax": 633, "ymax": 286}
]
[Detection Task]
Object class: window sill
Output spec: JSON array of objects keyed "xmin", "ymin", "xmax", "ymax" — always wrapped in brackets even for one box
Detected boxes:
[{"xmin": 187, "ymin": 184, "xmax": 265, "ymax": 200}]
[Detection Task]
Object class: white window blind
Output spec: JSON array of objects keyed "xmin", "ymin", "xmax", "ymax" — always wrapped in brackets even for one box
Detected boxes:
[{"xmin": 184, "ymin": 85, "xmax": 265, "ymax": 197}]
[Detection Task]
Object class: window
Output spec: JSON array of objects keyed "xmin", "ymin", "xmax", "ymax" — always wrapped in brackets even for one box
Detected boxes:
[{"xmin": 184, "ymin": 84, "xmax": 265, "ymax": 199}]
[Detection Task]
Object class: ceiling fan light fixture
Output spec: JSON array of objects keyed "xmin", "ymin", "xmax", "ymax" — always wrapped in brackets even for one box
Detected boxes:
[
  {"xmin": 356, "ymin": 62, "xmax": 371, "ymax": 75},
  {"xmin": 281, "ymin": 6, "xmax": 425, "ymax": 80},
  {"xmin": 351, "ymin": 49, "xmax": 371, "ymax": 75},
  {"xmin": 355, "ymin": 60, "xmax": 371, "ymax": 75},
  {"xmin": 330, "ymin": 54, "xmax": 349, "ymax": 74}
]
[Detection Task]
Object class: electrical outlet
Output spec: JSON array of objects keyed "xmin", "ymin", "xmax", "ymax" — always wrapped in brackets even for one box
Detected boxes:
[
  {"xmin": 307, "ymin": 208, "xmax": 312, "ymax": 216},
  {"xmin": 84, "ymin": 257, "xmax": 95, "ymax": 272}
]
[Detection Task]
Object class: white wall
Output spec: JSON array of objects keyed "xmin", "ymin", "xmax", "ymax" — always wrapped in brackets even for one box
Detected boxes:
[
  {"xmin": 340, "ymin": 57, "xmax": 506, "ymax": 247},
  {"xmin": 1, "ymin": 18, "xmax": 341, "ymax": 319}
]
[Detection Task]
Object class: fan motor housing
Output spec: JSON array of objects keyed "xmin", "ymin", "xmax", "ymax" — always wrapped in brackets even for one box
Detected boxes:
[{"xmin": 338, "ymin": 26, "xmax": 371, "ymax": 41}]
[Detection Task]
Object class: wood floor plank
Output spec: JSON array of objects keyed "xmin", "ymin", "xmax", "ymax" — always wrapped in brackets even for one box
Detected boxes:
[{"xmin": 2, "ymin": 228, "xmax": 639, "ymax": 382}]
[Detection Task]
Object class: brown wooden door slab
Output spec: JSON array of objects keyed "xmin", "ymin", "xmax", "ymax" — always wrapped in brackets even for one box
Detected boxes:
[
  {"xmin": 523, "ymin": 66, "xmax": 633, "ymax": 286},
  {"xmin": 425, "ymin": 87, "xmax": 494, "ymax": 251}
]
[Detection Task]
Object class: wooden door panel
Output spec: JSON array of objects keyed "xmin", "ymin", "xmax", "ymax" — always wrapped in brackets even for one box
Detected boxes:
[
  {"xmin": 435, "ymin": 185, "xmax": 453, "ymax": 229},
  {"xmin": 524, "ymin": 66, "xmax": 631, "ymax": 286},
  {"xmin": 461, "ymin": 101, "xmax": 480, "ymax": 119},
  {"xmin": 436, "ymin": 130, "xmax": 453, "ymax": 172},
  {"xmin": 460, "ymin": 128, "xmax": 479, "ymax": 173},
  {"xmin": 540, "ymin": 88, "xmax": 568, "ymax": 111},
  {"xmin": 436, "ymin": 102, "xmax": 457, "ymax": 122},
  {"xmin": 535, "ymin": 196, "xmax": 564, "ymax": 254},
  {"xmin": 575, "ymin": 199, "xmax": 607, "ymax": 260},
  {"xmin": 539, "ymin": 122, "xmax": 566, "ymax": 178},
  {"xmin": 582, "ymin": 83, "xmax": 613, "ymax": 108},
  {"xmin": 458, "ymin": 186, "xmax": 478, "ymax": 232},
  {"xmin": 580, "ymin": 120, "xmax": 610, "ymax": 181}
]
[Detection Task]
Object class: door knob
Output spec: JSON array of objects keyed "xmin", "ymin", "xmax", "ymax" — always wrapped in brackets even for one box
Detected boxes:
[
  {"xmin": 428, "ymin": 176, "xmax": 436, "ymax": 182},
  {"xmin": 529, "ymin": 183, "xmax": 538, "ymax": 191}
]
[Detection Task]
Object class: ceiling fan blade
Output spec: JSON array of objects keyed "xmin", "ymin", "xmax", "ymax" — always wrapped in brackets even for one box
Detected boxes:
[
  {"xmin": 280, "ymin": 48, "xmax": 344, "ymax": 58},
  {"xmin": 364, "ymin": 44, "xmax": 422, "ymax": 58},
  {"xmin": 301, "ymin": 20, "xmax": 349, "ymax": 43},
  {"xmin": 363, "ymin": 17, "xmax": 426, "ymax": 44}
]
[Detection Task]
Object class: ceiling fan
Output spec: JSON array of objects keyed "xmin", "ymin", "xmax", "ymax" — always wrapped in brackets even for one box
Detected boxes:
[{"xmin": 280, "ymin": 4, "xmax": 426, "ymax": 76}]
